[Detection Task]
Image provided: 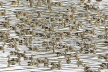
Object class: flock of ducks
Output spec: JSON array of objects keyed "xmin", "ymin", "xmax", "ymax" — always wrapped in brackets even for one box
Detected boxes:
[{"xmin": 0, "ymin": 0, "xmax": 108, "ymax": 72}]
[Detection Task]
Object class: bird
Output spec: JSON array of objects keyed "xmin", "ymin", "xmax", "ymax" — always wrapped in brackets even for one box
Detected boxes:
[
  {"xmin": 76, "ymin": 58, "xmax": 83, "ymax": 67},
  {"xmin": 96, "ymin": 0, "xmax": 102, "ymax": 2},
  {"xmin": 66, "ymin": 57, "xmax": 71, "ymax": 64}
]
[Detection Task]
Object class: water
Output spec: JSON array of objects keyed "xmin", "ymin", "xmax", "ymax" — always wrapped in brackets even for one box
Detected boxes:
[{"xmin": 0, "ymin": 0, "xmax": 108, "ymax": 72}]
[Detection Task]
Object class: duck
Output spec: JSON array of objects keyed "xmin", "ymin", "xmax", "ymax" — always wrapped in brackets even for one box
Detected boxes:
[
  {"xmin": 66, "ymin": 57, "xmax": 71, "ymax": 64},
  {"xmin": 1, "ymin": 10, "xmax": 6, "ymax": 16},
  {"xmin": 50, "ymin": 62, "xmax": 57, "ymax": 70},
  {"xmin": 24, "ymin": 56, "xmax": 29, "ymax": 60},
  {"xmin": 87, "ymin": 0, "xmax": 91, "ymax": 3},
  {"xmin": 57, "ymin": 61, "xmax": 62, "ymax": 69},
  {"xmin": 68, "ymin": 46, "xmax": 74, "ymax": 52},
  {"xmin": 29, "ymin": 55, "xmax": 34, "ymax": 61},
  {"xmin": 36, "ymin": 58, "xmax": 44, "ymax": 63},
  {"xmin": 56, "ymin": 52, "xmax": 62, "ymax": 57},
  {"xmin": 0, "ymin": 1, "xmax": 3, "ymax": 7},
  {"xmin": 83, "ymin": 65, "xmax": 90, "ymax": 72},
  {"xmin": 0, "ymin": 46, "xmax": 4, "ymax": 53},
  {"xmin": 36, "ymin": 0, "xmax": 42, "ymax": 6},
  {"xmin": 11, "ymin": 1, "xmax": 18, "ymax": 6},
  {"xmin": 47, "ymin": 0, "xmax": 52, "ymax": 4},
  {"xmin": 43, "ymin": 57, "xmax": 49, "ymax": 67},
  {"xmin": 7, "ymin": 55, "xmax": 16, "ymax": 67},
  {"xmin": 15, "ymin": 12, "xmax": 21, "ymax": 18},
  {"xmin": 96, "ymin": 0, "xmax": 102, "ymax": 2},
  {"xmin": 29, "ymin": 3, "xmax": 34, "ymax": 7},
  {"xmin": 80, "ymin": 0, "xmax": 85, "ymax": 3},
  {"xmin": 28, "ymin": 61, "xmax": 33, "ymax": 66},
  {"xmin": 37, "ymin": 12, "xmax": 43, "ymax": 17},
  {"xmin": 76, "ymin": 58, "xmax": 83, "ymax": 67}
]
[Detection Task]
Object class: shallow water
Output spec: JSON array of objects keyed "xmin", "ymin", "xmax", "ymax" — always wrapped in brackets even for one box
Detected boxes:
[{"xmin": 0, "ymin": 0, "xmax": 108, "ymax": 72}]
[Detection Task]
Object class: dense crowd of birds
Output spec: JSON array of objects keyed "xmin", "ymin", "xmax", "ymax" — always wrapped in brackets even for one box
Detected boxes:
[{"xmin": 0, "ymin": 0, "xmax": 108, "ymax": 72}]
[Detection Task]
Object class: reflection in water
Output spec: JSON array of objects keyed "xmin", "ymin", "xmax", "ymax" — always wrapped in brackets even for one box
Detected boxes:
[{"xmin": 0, "ymin": 0, "xmax": 108, "ymax": 72}]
